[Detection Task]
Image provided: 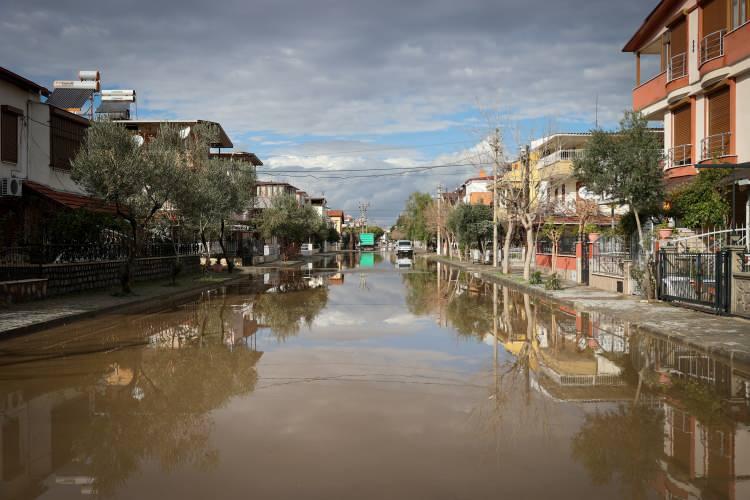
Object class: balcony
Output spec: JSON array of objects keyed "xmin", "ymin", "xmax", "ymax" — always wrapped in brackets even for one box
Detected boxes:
[
  {"xmin": 667, "ymin": 52, "xmax": 687, "ymax": 82},
  {"xmin": 700, "ymin": 29, "xmax": 726, "ymax": 66},
  {"xmin": 537, "ymin": 149, "xmax": 585, "ymax": 181},
  {"xmin": 667, "ymin": 144, "xmax": 692, "ymax": 168},
  {"xmin": 633, "ymin": 71, "xmax": 667, "ymax": 111},
  {"xmin": 701, "ymin": 132, "xmax": 731, "ymax": 160}
]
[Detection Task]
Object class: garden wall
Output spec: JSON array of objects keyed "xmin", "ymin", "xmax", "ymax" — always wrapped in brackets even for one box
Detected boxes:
[{"xmin": 0, "ymin": 255, "xmax": 200, "ymax": 299}]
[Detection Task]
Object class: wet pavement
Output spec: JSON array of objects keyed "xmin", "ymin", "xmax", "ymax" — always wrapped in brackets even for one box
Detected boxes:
[{"xmin": 0, "ymin": 252, "xmax": 749, "ymax": 499}]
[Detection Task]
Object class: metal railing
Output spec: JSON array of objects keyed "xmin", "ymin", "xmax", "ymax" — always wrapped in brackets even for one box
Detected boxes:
[
  {"xmin": 592, "ymin": 236, "xmax": 630, "ymax": 277},
  {"xmin": 537, "ymin": 236, "xmax": 577, "ymax": 256},
  {"xmin": 667, "ymin": 144, "xmax": 692, "ymax": 167},
  {"xmin": 0, "ymin": 242, "xmax": 204, "ymax": 265},
  {"xmin": 667, "ymin": 52, "xmax": 687, "ymax": 81},
  {"xmin": 701, "ymin": 132, "xmax": 731, "ymax": 160},
  {"xmin": 700, "ymin": 29, "xmax": 726, "ymax": 65},
  {"xmin": 538, "ymin": 149, "xmax": 586, "ymax": 167}
]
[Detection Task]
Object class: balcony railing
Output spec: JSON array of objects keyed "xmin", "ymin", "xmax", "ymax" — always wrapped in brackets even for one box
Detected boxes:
[
  {"xmin": 700, "ymin": 29, "xmax": 726, "ymax": 65},
  {"xmin": 538, "ymin": 149, "xmax": 586, "ymax": 167},
  {"xmin": 667, "ymin": 52, "xmax": 687, "ymax": 81},
  {"xmin": 701, "ymin": 132, "xmax": 731, "ymax": 160},
  {"xmin": 667, "ymin": 144, "xmax": 692, "ymax": 168}
]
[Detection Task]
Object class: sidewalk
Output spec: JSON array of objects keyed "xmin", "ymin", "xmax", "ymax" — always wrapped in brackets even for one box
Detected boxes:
[
  {"xmin": 0, "ymin": 270, "xmax": 252, "ymax": 338},
  {"xmin": 422, "ymin": 254, "xmax": 750, "ymax": 365}
]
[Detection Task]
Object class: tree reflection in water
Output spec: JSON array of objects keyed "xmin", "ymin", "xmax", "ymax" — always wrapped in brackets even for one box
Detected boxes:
[{"xmin": 253, "ymin": 271, "xmax": 329, "ymax": 341}]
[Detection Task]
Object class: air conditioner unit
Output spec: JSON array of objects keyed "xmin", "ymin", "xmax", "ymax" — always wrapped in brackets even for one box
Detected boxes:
[{"xmin": 0, "ymin": 177, "xmax": 23, "ymax": 197}]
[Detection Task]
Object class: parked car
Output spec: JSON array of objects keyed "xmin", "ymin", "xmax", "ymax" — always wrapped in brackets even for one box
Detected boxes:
[{"xmin": 396, "ymin": 240, "xmax": 413, "ymax": 255}]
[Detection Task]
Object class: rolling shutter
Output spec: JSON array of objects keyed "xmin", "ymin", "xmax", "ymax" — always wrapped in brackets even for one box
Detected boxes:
[
  {"xmin": 708, "ymin": 87, "xmax": 730, "ymax": 136},
  {"xmin": 703, "ymin": 0, "xmax": 727, "ymax": 35},
  {"xmin": 671, "ymin": 18, "xmax": 687, "ymax": 56},
  {"xmin": 673, "ymin": 105, "xmax": 691, "ymax": 147},
  {"xmin": 1, "ymin": 106, "xmax": 20, "ymax": 164}
]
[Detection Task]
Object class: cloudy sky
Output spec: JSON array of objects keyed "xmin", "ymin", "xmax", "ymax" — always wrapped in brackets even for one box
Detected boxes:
[{"xmin": 2, "ymin": 0, "xmax": 655, "ymax": 225}]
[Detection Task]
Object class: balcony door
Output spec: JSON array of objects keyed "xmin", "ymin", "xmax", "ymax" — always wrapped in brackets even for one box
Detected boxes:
[
  {"xmin": 732, "ymin": 0, "xmax": 749, "ymax": 29},
  {"xmin": 706, "ymin": 86, "xmax": 731, "ymax": 159},
  {"xmin": 668, "ymin": 18, "xmax": 688, "ymax": 79},
  {"xmin": 702, "ymin": 0, "xmax": 728, "ymax": 63},
  {"xmin": 672, "ymin": 104, "xmax": 691, "ymax": 166}
]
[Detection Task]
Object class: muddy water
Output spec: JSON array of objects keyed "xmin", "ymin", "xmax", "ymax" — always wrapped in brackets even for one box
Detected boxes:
[{"xmin": 1, "ymin": 253, "xmax": 749, "ymax": 499}]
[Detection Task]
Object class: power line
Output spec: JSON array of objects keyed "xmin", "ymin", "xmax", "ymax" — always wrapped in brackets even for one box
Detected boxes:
[{"xmin": 264, "ymin": 139, "xmax": 477, "ymax": 158}]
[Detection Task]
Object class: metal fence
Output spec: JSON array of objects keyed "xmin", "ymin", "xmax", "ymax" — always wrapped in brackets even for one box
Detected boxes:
[
  {"xmin": 0, "ymin": 241, "xmax": 207, "ymax": 265},
  {"xmin": 658, "ymin": 249, "xmax": 731, "ymax": 314},
  {"xmin": 537, "ymin": 236, "xmax": 577, "ymax": 256},
  {"xmin": 592, "ymin": 236, "xmax": 629, "ymax": 277}
]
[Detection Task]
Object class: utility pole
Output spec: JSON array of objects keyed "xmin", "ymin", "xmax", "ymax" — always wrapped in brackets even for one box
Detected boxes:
[
  {"xmin": 491, "ymin": 128, "xmax": 500, "ymax": 268},
  {"xmin": 436, "ymin": 184, "xmax": 443, "ymax": 256},
  {"xmin": 358, "ymin": 201, "xmax": 369, "ymax": 235}
]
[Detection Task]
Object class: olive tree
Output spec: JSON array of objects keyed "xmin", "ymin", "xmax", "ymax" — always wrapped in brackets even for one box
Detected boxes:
[
  {"xmin": 573, "ymin": 111, "xmax": 664, "ymax": 298},
  {"xmin": 257, "ymin": 195, "xmax": 324, "ymax": 259},
  {"xmin": 72, "ymin": 120, "xmax": 184, "ymax": 293}
]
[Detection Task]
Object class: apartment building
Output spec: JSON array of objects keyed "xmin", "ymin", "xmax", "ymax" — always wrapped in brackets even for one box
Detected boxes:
[
  {"xmin": 0, "ymin": 67, "xmax": 97, "ymax": 246},
  {"xmin": 624, "ymin": 0, "xmax": 750, "ymax": 195}
]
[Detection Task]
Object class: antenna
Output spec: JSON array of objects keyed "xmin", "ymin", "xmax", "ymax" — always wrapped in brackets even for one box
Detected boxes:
[{"xmin": 595, "ymin": 94, "xmax": 599, "ymax": 128}]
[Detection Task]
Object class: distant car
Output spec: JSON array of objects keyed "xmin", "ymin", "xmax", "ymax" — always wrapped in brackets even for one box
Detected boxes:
[{"xmin": 396, "ymin": 240, "xmax": 413, "ymax": 255}]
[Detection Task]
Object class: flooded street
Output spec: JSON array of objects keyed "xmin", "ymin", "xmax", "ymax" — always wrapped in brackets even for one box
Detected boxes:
[{"xmin": 1, "ymin": 253, "xmax": 749, "ymax": 499}]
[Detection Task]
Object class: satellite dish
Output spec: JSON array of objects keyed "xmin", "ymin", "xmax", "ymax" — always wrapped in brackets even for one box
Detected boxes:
[
  {"xmin": 132, "ymin": 135, "xmax": 144, "ymax": 147},
  {"xmin": 179, "ymin": 126, "xmax": 191, "ymax": 140}
]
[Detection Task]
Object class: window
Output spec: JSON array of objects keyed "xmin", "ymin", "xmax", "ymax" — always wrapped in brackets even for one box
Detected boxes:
[
  {"xmin": 732, "ymin": 0, "xmax": 749, "ymax": 29},
  {"xmin": 1, "ymin": 105, "xmax": 22, "ymax": 164},
  {"xmin": 672, "ymin": 104, "xmax": 692, "ymax": 165},
  {"xmin": 50, "ymin": 109, "xmax": 87, "ymax": 170}
]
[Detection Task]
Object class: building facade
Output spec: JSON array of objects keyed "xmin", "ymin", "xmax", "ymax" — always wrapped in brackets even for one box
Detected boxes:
[{"xmin": 625, "ymin": 0, "xmax": 750, "ymax": 205}]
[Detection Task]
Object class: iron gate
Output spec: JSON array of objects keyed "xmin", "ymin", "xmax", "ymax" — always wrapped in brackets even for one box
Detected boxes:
[{"xmin": 658, "ymin": 250, "xmax": 731, "ymax": 314}]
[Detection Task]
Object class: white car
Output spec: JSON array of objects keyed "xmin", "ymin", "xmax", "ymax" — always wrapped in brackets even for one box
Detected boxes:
[{"xmin": 396, "ymin": 240, "xmax": 413, "ymax": 255}]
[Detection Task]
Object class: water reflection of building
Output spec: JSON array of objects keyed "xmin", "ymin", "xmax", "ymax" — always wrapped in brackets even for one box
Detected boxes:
[{"xmin": 654, "ymin": 399, "xmax": 750, "ymax": 500}]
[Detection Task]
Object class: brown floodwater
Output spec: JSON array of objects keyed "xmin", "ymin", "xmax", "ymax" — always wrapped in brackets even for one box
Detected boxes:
[{"xmin": 1, "ymin": 253, "xmax": 749, "ymax": 499}]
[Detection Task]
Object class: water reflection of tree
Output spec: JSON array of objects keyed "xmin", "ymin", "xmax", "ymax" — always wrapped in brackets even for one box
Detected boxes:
[
  {"xmin": 68, "ymin": 292, "xmax": 263, "ymax": 497},
  {"xmin": 571, "ymin": 404, "xmax": 664, "ymax": 499},
  {"xmin": 253, "ymin": 273, "xmax": 329, "ymax": 340}
]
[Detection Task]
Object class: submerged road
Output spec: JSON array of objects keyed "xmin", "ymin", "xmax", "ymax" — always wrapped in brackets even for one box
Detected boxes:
[{"xmin": 0, "ymin": 252, "xmax": 748, "ymax": 499}]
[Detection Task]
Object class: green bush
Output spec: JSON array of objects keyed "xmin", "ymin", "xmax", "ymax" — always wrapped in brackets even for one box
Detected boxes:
[
  {"xmin": 529, "ymin": 271, "xmax": 543, "ymax": 285},
  {"xmin": 544, "ymin": 273, "xmax": 562, "ymax": 290}
]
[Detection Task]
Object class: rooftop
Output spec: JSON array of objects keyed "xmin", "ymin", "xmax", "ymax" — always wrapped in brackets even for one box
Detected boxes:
[
  {"xmin": 209, "ymin": 151, "xmax": 263, "ymax": 166},
  {"xmin": 0, "ymin": 66, "xmax": 50, "ymax": 96},
  {"xmin": 115, "ymin": 119, "xmax": 233, "ymax": 148}
]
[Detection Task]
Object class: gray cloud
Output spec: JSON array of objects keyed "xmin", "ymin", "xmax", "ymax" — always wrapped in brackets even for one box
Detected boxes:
[{"xmin": 2, "ymin": 0, "xmax": 655, "ymax": 223}]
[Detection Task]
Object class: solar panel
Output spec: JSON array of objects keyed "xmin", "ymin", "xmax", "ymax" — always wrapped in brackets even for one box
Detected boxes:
[
  {"xmin": 96, "ymin": 100, "xmax": 130, "ymax": 113},
  {"xmin": 46, "ymin": 88, "xmax": 93, "ymax": 109}
]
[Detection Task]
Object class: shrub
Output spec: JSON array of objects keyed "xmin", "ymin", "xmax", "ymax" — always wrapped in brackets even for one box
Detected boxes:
[
  {"xmin": 544, "ymin": 273, "xmax": 562, "ymax": 290},
  {"xmin": 529, "ymin": 271, "xmax": 543, "ymax": 285}
]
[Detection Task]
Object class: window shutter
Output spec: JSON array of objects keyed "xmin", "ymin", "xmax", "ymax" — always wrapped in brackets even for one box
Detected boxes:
[
  {"xmin": 703, "ymin": 0, "xmax": 727, "ymax": 35},
  {"xmin": 673, "ymin": 105, "xmax": 691, "ymax": 146},
  {"xmin": 1, "ymin": 107, "xmax": 20, "ymax": 164},
  {"xmin": 708, "ymin": 87, "xmax": 730, "ymax": 136},
  {"xmin": 671, "ymin": 18, "xmax": 687, "ymax": 56}
]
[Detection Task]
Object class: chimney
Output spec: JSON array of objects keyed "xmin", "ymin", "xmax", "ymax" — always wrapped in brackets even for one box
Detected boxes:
[{"xmin": 478, "ymin": 169, "xmax": 486, "ymax": 177}]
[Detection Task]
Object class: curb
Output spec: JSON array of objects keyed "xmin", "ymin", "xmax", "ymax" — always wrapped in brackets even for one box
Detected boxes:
[
  {"xmin": 420, "ymin": 253, "xmax": 750, "ymax": 367},
  {"xmin": 0, "ymin": 273, "xmax": 251, "ymax": 339}
]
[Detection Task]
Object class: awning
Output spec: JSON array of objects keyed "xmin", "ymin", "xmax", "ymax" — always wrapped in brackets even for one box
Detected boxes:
[{"xmin": 24, "ymin": 181, "xmax": 119, "ymax": 214}]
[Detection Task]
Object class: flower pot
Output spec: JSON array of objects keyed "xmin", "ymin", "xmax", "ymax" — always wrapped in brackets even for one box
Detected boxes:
[
  {"xmin": 658, "ymin": 228, "xmax": 673, "ymax": 239},
  {"xmin": 588, "ymin": 232, "xmax": 600, "ymax": 243}
]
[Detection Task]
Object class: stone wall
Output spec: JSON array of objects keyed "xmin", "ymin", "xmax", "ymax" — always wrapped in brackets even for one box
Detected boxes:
[
  {"xmin": 0, "ymin": 256, "xmax": 200, "ymax": 298},
  {"xmin": 732, "ymin": 273, "xmax": 750, "ymax": 319}
]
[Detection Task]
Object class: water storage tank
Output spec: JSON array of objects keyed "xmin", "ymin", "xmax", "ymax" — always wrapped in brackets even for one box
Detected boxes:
[{"xmin": 78, "ymin": 70, "xmax": 100, "ymax": 81}]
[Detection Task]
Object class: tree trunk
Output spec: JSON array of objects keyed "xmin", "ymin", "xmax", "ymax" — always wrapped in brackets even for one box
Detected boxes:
[
  {"xmin": 633, "ymin": 207, "xmax": 655, "ymax": 299},
  {"xmin": 523, "ymin": 221, "xmax": 534, "ymax": 281},
  {"xmin": 502, "ymin": 220, "xmax": 514, "ymax": 274},
  {"xmin": 200, "ymin": 229, "xmax": 211, "ymax": 273},
  {"xmin": 217, "ymin": 218, "xmax": 233, "ymax": 273},
  {"xmin": 121, "ymin": 220, "xmax": 137, "ymax": 294}
]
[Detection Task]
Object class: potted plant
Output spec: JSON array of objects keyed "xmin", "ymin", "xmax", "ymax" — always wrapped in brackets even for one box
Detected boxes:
[
  {"xmin": 656, "ymin": 221, "xmax": 673, "ymax": 239},
  {"xmin": 584, "ymin": 223, "xmax": 600, "ymax": 242}
]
